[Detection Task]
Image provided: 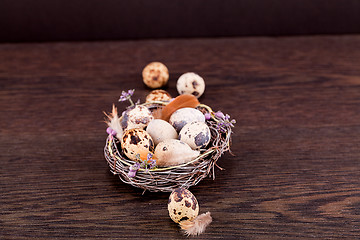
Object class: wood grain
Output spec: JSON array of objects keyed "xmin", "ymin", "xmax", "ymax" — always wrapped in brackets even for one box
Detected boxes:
[{"xmin": 1, "ymin": 36, "xmax": 360, "ymax": 239}]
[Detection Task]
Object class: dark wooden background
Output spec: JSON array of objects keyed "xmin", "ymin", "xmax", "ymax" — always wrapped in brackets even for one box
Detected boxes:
[
  {"xmin": 1, "ymin": 0, "xmax": 360, "ymax": 42},
  {"xmin": 1, "ymin": 35, "xmax": 360, "ymax": 239}
]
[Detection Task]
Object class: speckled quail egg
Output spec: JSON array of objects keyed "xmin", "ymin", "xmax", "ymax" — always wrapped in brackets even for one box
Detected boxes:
[
  {"xmin": 179, "ymin": 122, "xmax": 211, "ymax": 150},
  {"xmin": 146, "ymin": 119, "xmax": 178, "ymax": 145},
  {"xmin": 142, "ymin": 62, "xmax": 169, "ymax": 89},
  {"xmin": 169, "ymin": 108, "xmax": 205, "ymax": 132},
  {"xmin": 121, "ymin": 128, "xmax": 154, "ymax": 161},
  {"xmin": 154, "ymin": 139, "xmax": 200, "ymax": 167},
  {"xmin": 145, "ymin": 89, "xmax": 172, "ymax": 103},
  {"xmin": 168, "ymin": 188, "xmax": 199, "ymax": 223},
  {"xmin": 121, "ymin": 105, "xmax": 154, "ymax": 130},
  {"xmin": 176, "ymin": 72, "xmax": 205, "ymax": 98}
]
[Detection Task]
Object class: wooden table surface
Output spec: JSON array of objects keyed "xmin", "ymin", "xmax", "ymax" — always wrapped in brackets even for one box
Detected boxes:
[{"xmin": 1, "ymin": 35, "xmax": 360, "ymax": 239}]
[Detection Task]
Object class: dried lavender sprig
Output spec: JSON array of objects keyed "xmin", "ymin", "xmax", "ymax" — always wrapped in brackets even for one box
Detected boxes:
[{"xmin": 119, "ymin": 89, "xmax": 135, "ymax": 106}]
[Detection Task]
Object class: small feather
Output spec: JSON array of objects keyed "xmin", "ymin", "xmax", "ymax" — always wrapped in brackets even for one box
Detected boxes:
[
  {"xmin": 160, "ymin": 94, "xmax": 199, "ymax": 121},
  {"xmin": 180, "ymin": 212, "xmax": 212, "ymax": 236},
  {"xmin": 104, "ymin": 104, "xmax": 124, "ymax": 139}
]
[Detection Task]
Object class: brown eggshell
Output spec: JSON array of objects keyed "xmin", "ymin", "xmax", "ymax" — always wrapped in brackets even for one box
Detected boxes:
[
  {"xmin": 121, "ymin": 128, "xmax": 154, "ymax": 161},
  {"xmin": 168, "ymin": 188, "xmax": 199, "ymax": 223},
  {"xmin": 145, "ymin": 89, "xmax": 172, "ymax": 103},
  {"xmin": 142, "ymin": 62, "xmax": 169, "ymax": 89}
]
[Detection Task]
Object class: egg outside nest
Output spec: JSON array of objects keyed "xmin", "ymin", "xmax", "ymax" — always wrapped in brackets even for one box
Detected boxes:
[{"xmin": 168, "ymin": 188, "xmax": 212, "ymax": 236}]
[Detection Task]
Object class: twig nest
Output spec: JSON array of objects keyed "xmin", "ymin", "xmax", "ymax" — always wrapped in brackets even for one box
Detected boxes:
[
  {"xmin": 121, "ymin": 105, "xmax": 154, "ymax": 130},
  {"xmin": 142, "ymin": 62, "xmax": 169, "ymax": 89},
  {"xmin": 179, "ymin": 122, "xmax": 211, "ymax": 150},
  {"xmin": 176, "ymin": 72, "xmax": 205, "ymax": 98},
  {"xmin": 146, "ymin": 119, "xmax": 178, "ymax": 145},
  {"xmin": 145, "ymin": 89, "xmax": 172, "ymax": 103},
  {"xmin": 121, "ymin": 128, "xmax": 154, "ymax": 161},
  {"xmin": 154, "ymin": 139, "xmax": 200, "ymax": 167},
  {"xmin": 169, "ymin": 107, "xmax": 205, "ymax": 132}
]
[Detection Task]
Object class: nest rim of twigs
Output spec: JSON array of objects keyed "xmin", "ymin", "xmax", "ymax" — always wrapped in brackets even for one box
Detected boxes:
[{"xmin": 104, "ymin": 102, "xmax": 234, "ymax": 193}]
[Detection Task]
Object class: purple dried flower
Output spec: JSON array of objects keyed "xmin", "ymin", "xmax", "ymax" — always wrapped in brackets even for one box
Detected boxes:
[
  {"xmin": 128, "ymin": 162, "xmax": 141, "ymax": 178},
  {"xmin": 128, "ymin": 169, "xmax": 137, "ymax": 178},
  {"xmin": 106, "ymin": 127, "xmax": 117, "ymax": 136},
  {"xmin": 119, "ymin": 89, "xmax": 135, "ymax": 106},
  {"xmin": 215, "ymin": 111, "xmax": 225, "ymax": 119},
  {"xmin": 106, "ymin": 127, "xmax": 112, "ymax": 135},
  {"xmin": 204, "ymin": 112, "xmax": 211, "ymax": 120},
  {"xmin": 128, "ymin": 89, "xmax": 135, "ymax": 95}
]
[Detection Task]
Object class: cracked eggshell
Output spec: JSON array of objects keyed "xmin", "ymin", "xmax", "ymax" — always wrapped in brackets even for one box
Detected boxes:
[
  {"xmin": 154, "ymin": 139, "xmax": 200, "ymax": 167},
  {"xmin": 179, "ymin": 122, "xmax": 211, "ymax": 150},
  {"xmin": 146, "ymin": 119, "xmax": 178, "ymax": 145},
  {"xmin": 176, "ymin": 72, "xmax": 205, "ymax": 98},
  {"xmin": 142, "ymin": 62, "xmax": 169, "ymax": 89},
  {"xmin": 169, "ymin": 108, "xmax": 205, "ymax": 132},
  {"xmin": 121, "ymin": 105, "xmax": 154, "ymax": 130},
  {"xmin": 145, "ymin": 89, "xmax": 172, "ymax": 103},
  {"xmin": 168, "ymin": 188, "xmax": 199, "ymax": 223},
  {"xmin": 121, "ymin": 128, "xmax": 154, "ymax": 161}
]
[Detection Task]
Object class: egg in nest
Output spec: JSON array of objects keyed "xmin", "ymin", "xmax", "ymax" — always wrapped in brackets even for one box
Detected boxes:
[
  {"xmin": 146, "ymin": 119, "xmax": 178, "ymax": 145},
  {"xmin": 169, "ymin": 108, "xmax": 205, "ymax": 132},
  {"xmin": 179, "ymin": 122, "xmax": 211, "ymax": 150},
  {"xmin": 121, "ymin": 105, "xmax": 154, "ymax": 130},
  {"xmin": 121, "ymin": 128, "xmax": 154, "ymax": 161}
]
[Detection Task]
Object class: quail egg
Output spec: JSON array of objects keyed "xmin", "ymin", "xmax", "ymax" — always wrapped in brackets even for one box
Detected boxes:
[
  {"xmin": 169, "ymin": 108, "xmax": 205, "ymax": 132},
  {"xmin": 121, "ymin": 105, "xmax": 154, "ymax": 130},
  {"xmin": 168, "ymin": 188, "xmax": 199, "ymax": 223},
  {"xmin": 142, "ymin": 62, "xmax": 169, "ymax": 89},
  {"xmin": 154, "ymin": 139, "xmax": 200, "ymax": 167},
  {"xmin": 145, "ymin": 89, "xmax": 172, "ymax": 103},
  {"xmin": 146, "ymin": 119, "xmax": 178, "ymax": 145},
  {"xmin": 176, "ymin": 72, "xmax": 205, "ymax": 98},
  {"xmin": 179, "ymin": 122, "xmax": 211, "ymax": 150},
  {"xmin": 121, "ymin": 128, "xmax": 154, "ymax": 161}
]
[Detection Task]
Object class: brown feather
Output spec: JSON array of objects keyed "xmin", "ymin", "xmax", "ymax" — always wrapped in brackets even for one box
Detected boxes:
[{"xmin": 160, "ymin": 94, "xmax": 200, "ymax": 121}]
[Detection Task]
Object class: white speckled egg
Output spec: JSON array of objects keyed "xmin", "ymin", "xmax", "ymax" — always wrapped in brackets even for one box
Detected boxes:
[
  {"xmin": 168, "ymin": 188, "xmax": 199, "ymax": 223},
  {"xmin": 145, "ymin": 89, "xmax": 172, "ymax": 103},
  {"xmin": 142, "ymin": 62, "xmax": 169, "ymax": 89},
  {"xmin": 176, "ymin": 72, "xmax": 205, "ymax": 98},
  {"xmin": 179, "ymin": 122, "xmax": 211, "ymax": 150},
  {"xmin": 146, "ymin": 119, "xmax": 178, "ymax": 145},
  {"xmin": 121, "ymin": 105, "xmax": 154, "ymax": 130},
  {"xmin": 121, "ymin": 128, "xmax": 154, "ymax": 161},
  {"xmin": 154, "ymin": 139, "xmax": 200, "ymax": 167},
  {"xmin": 169, "ymin": 108, "xmax": 205, "ymax": 132}
]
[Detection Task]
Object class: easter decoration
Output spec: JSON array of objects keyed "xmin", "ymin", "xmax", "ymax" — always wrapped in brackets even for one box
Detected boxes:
[
  {"xmin": 104, "ymin": 63, "xmax": 235, "ymax": 193},
  {"xmin": 168, "ymin": 188, "xmax": 212, "ymax": 236}
]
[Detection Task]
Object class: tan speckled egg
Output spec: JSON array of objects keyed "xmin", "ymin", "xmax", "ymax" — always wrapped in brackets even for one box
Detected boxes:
[
  {"xmin": 145, "ymin": 89, "xmax": 172, "ymax": 103},
  {"xmin": 121, "ymin": 128, "xmax": 154, "ymax": 161},
  {"xmin": 168, "ymin": 188, "xmax": 199, "ymax": 223},
  {"xmin": 176, "ymin": 72, "xmax": 205, "ymax": 98},
  {"xmin": 121, "ymin": 105, "xmax": 154, "ymax": 130},
  {"xmin": 146, "ymin": 119, "xmax": 178, "ymax": 145},
  {"xmin": 179, "ymin": 122, "xmax": 211, "ymax": 150},
  {"xmin": 142, "ymin": 62, "xmax": 169, "ymax": 89}
]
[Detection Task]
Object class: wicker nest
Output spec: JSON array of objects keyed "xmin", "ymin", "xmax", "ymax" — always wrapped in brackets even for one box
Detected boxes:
[{"xmin": 104, "ymin": 103, "xmax": 234, "ymax": 193}]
